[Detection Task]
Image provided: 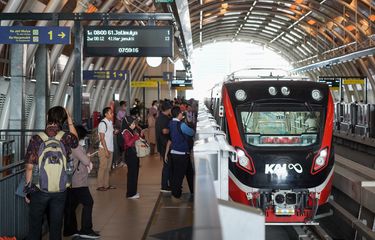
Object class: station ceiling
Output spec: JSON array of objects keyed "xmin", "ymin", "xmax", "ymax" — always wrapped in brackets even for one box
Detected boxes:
[{"xmin": 0, "ymin": 0, "xmax": 375, "ymax": 103}]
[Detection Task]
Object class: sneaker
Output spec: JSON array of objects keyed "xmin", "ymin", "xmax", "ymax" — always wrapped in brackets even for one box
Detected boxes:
[
  {"xmin": 127, "ymin": 193, "xmax": 140, "ymax": 199},
  {"xmin": 160, "ymin": 188, "xmax": 171, "ymax": 193},
  {"xmin": 63, "ymin": 233, "xmax": 79, "ymax": 238},
  {"xmin": 79, "ymin": 230, "xmax": 100, "ymax": 239}
]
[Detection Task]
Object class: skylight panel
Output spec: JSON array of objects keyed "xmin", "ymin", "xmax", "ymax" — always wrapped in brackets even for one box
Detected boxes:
[
  {"xmin": 274, "ymin": 14, "xmax": 291, "ymax": 21},
  {"xmin": 285, "ymin": 33, "xmax": 298, "ymax": 42},
  {"xmin": 248, "ymin": 16, "xmax": 266, "ymax": 20},
  {"xmin": 247, "ymin": 20, "xmax": 264, "ymax": 24},
  {"xmin": 301, "ymin": 43, "xmax": 313, "ymax": 54},
  {"xmin": 306, "ymin": 41, "xmax": 318, "ymax": 52},
  {"xmin": 268, "ymin": 23, "xmax": 282, "ymax": 29},
  {"xmin": 277, "ymin": 8, "xmax": 295, "ymax": 15},
  {"xmin": 281, "ymin": 36, "xmax": 293, "ymax": 44},
  {"xmin": 252, "ymin": 11, "xmax": 270, "ymax": 16},
  {"xmin": 265, "ymin": 26, "xmax": 279, "ymax": 32},
  {"xmin": 290, "ymin": 30, "xmax": 303, "ymax": 39},
  {"xmin": 271, "ymin": 19, "xmax": 287, "ymax": 25},
  {"xmin": 296, "ymin": 46, "xmax": 308, "ymax": 56},
  {"xmin": 262, "ymin": 29, "xmax": 277, "ymax": 35}
]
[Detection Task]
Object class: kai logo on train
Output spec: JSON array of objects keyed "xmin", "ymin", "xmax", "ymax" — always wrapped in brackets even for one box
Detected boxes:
[{"xmin": 265, "ymin": 163, "xmax": 303, "ymax": 175}]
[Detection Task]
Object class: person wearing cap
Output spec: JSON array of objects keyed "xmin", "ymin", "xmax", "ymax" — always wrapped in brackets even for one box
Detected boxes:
[{"xmin": 155, "ymin": 101, "xmax": 173, "ymax": 192}]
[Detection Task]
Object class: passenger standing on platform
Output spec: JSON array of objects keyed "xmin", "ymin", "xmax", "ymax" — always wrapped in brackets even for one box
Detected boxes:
[
  {"xmin": 64, "ymin": 125, "xmax": 100, "ymax": 239},
  {"xmin": 155, "ymin": 101, "xmax": 173, "ymax": 192},
  {"xmin": 168, "ymin": 106, "xmax": 195, "ymax": 199},
  {"xmin": 97, "ymin": 107, "xmax": 116, "ymax": 191},
  {"xmin": 115, "ymin": 101, "xmax": 127, "ymax": 166},
  {"xmin": 24, "ymin": 106, "xmax": 78, "ymax": 240},
  {"xmin": 122, "ymin": 116, "xmax": 141, "ymax": 199},
  {"xmin": 115, "ymin": 100, "xmax": 127, "ymax": 129},
  {"xmin": 147, "ymin": 100, "xmax": 158, "ymax": 155}
]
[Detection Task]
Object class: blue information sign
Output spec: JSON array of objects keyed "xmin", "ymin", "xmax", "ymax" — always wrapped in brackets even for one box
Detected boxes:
[
  {"xmin": 83, "ymin": 70, "xmax": 128, "ymax": 81},
  {"xmin": 0, "ymin": 26, "xmax": 70, "ymax": 44},
  {"xmin": 163, "ymin": 72, "xmax": 173, "ymax": 81}
]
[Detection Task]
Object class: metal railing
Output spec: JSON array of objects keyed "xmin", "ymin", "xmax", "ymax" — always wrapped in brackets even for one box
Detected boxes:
[
  {"xmin": 193, "ymin": 103, "xmax": 265, "ymax": 240},
  {"xmin": 0, "ymin": 129, "xmax": 43, "ymax": 239}
]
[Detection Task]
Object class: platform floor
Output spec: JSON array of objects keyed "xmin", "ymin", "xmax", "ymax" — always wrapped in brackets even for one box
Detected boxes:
[{"xmin": 58, "ymin": 153, "xmax": 194, "ymax": 240}]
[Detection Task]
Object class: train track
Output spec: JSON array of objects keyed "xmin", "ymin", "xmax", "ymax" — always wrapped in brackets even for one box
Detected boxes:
[{"xmin": 291, "ymin": 225, "xmax": 333, "ymax": 240}]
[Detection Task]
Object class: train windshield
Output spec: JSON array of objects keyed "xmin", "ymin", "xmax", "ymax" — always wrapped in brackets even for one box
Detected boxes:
[{"xmin": 240, "ymin": 106, "xmax": 322, "ymax": 147}]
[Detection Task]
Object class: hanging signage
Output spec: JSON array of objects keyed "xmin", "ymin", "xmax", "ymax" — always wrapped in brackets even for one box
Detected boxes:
[
  {"xmin": 0, "ymin": 26, "xmax": 71, "ymax": 44},
  {"xmin": 84, "ymin": 26, "xmax": 173, "ymax": 57},
  {"xmin": 318, "ymin": 77, "xmax": 340, "ymax": 90},
  {"xmin": 131, "ymin": 81, "xmax": 158, "ymax": 88},
  {"xmin": 155, "ymin": 0, "xmax": 174, "ymax": 3},
  {"xmin": 171, "ymin": 77, "xmax": 192, "ymax": 88},
  {"xmin": 83, "ymin": 70, "xmax": 127, "ymax": 80},
  {"xmin": 175, "ymin": 86, "xmax": 193, "ymax": 91},
  {"xmin": 342, "ymin": 77, "xmax": 365, "ymax": 85}
]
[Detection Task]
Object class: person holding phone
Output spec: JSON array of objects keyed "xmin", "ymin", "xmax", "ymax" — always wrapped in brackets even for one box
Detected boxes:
[{"xmin": 64, "ymin": 125, "xmax": 99, "ymax": 239}]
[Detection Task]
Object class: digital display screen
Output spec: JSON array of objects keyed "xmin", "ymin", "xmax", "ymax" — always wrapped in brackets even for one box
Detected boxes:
[
  {"xmin": 84, "ymin": 26, "xmax": 173, "ymax": 57},
  {"xmin": 171, "ymin": 78, "xmax": 192, "ymax": 88}
]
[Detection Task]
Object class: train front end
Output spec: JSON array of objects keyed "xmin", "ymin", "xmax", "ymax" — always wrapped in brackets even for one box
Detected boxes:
[{"xmin": 223, "ymin": 80, "xmax": 334, "ymax": 223}]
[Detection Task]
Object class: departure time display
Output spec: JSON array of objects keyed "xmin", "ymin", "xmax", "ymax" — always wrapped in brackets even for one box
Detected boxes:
[{"xmin": 84, "ymin": 26, "xmax": 173, "ymax": 57}]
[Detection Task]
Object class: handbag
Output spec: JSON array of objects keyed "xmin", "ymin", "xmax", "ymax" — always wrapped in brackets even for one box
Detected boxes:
[{"xmin": 135, "ymin": 138, "xmax": 150, "ymax": 158}]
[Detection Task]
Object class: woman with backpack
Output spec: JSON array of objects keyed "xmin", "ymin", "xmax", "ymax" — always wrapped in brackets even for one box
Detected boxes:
[{"xmin": 122, "ymin": 116, "xmax": 141, "ymax": 199}]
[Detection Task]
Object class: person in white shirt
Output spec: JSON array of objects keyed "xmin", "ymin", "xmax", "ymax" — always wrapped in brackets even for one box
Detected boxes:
[{"xmin": 97, "ymin": 107, "xmax": 116, "ymax": 191}]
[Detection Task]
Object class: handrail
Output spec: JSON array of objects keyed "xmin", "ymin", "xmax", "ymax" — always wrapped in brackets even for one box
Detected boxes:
[{"xmin": 193, "ymin": 155, "xmax": 223, "ymax": 240}]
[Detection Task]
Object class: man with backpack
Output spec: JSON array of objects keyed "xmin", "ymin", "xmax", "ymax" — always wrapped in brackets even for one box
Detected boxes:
[
  {"xmin": 97, "ymin": 107, "xmax": 117, "ymax": 191},
  {"xmin": 24, "ymin": 106, "xmax": 78, "ymax": 240}
]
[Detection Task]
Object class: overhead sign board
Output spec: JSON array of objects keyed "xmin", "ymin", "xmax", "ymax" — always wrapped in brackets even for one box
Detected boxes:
[
  {"xmin": 131, "ymin": 81, "xmax": 158, "ymax": 88},
  {"xmin": 84, "ymin": 26, "xmax": 173, "ymax": 57},
  {"xmin": 171, "ymin": 78, "xmax": 193, "ymax": 88},
  {"xmin": 342, "ymin": 77, "xmax": 365, "ymax": 85},
  {"xmin": 83, "ymin": 70, "xmax": 127, "ymax": 80},
  {"xmin": 0, "ymin": 26, "xmax": 70, "ymax": 44},
  {"xmin": 318, "ymin": 77, "xmax": 340, "ymax": 90},
  {"xmin": 155, "ymin": 0, "xmax": 174, "ymax": 3},
  {"xmin": 163, "ymin": 72, "xmax": 173, "ymax": 81}
]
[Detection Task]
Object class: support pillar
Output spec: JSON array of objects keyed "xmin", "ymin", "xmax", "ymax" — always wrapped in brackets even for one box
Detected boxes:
[
  {"xmin": 73, "ymin": 20, "xmax": 82, "ymax": 124},
  {"xmin": 126, "ymin": 70, "xmax": 131, "ymax": 115},
  {"xmin": 9, "ymin": 44, "xmax": 25, "ymax": 130},
  {"xmin": 34, "ymin": 45, "xmax": 50, "ymax": 129},
  {"xmin": 10, "ymin": 44, "xmax": 26, "ymax": 161}
]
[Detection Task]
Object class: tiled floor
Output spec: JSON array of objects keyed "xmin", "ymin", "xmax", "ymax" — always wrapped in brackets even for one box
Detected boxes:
[{"xmin": 71, "ymin": 153, "xmax": 164, "ymax": 240}]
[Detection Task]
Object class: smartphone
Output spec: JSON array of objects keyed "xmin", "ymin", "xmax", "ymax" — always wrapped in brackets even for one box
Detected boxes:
[{"xmin": 88, "ymin": 151, "xmax": 98, "ymax": 157}]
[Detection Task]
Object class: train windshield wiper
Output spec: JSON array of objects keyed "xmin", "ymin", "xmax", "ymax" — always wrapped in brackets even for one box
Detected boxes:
[
  {"xmin": 304, "ymin": 101, "xmax": 320, "ymax": 129},
  {"xmin": 244, "ymin": 102, "xmax": 255, "ymax": 132}
]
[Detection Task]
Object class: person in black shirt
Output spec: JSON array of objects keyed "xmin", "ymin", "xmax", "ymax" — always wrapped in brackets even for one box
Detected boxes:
[{"xmin": 155, "ymin": 101, "xmax": 172, "ymax": 192}]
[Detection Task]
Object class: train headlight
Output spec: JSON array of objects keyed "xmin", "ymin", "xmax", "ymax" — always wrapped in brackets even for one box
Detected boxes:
[
  {"xmin": 312, "ymin": 89, "xmax": 323, "ymax": 101},
  {"xmin": 312, "ymin": 147, "xmax": 329, "ymax": 174},
  {"xmin": 235, "ymin": 89, "xmax": 247, "ymax": 101},
  {"xmin": 235, "ymin": 148, "xmax": 256, "ymax": 175},
  {"xmin": 281, "ymin": 86, "xmax": 290, "ymax": 96},
  {"xmin": 268, "ymin": 86, "xmax": 277, "ymax": 96},
  {"xmin": 275, "ymin": 194, "xmax": 285, "ymax": 204}
]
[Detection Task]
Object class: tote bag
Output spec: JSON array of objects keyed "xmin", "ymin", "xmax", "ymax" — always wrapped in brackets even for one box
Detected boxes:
[{"xmin": 135, "ymin": 139, "xmax": 150, "ymax": 158}]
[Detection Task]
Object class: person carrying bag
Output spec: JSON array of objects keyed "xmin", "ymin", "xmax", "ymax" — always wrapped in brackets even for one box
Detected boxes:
[{"xmin": 122, "ymin": 116, "xmax": 141, "ymax": 199}]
